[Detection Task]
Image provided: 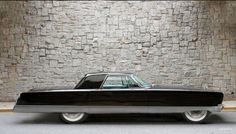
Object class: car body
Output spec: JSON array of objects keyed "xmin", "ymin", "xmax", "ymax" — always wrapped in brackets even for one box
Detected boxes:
[{"xmin": 14, "ymin": 72, "xmax": 224, "ymax": 123}]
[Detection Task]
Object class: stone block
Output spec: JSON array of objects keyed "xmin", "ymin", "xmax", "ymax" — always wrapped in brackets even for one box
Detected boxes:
[
  {"xmin": 135, "ymin": 65, "xmax": 142, "ymax": 71},
  {"xmin": 231, "ymin": 57, "xmax": 236, "ymax": 66},
  {"xmin": 41, "ymin": 8, "xmax": 48, "ymax": 16},
  {"xmin": 136, "ymin": 50, "xmax": 142, "ymax": 57},
  {"xmin": 39, "ymin": 48, "xmax": 46, "ymax": 57},
  {"xmin": 49, "ymin": 60, "xmax": 57, "ymax": 67},
  {"xmin": 0, "ymin": 79, "xmax": 3, "ymax": 85},
  {"xmin": 137, "ymin": 44, "xmax": 142, "ymax": 50},
  {"xmin": 53, "ymin": 1, "xmax": 59, "ymax": 7}
]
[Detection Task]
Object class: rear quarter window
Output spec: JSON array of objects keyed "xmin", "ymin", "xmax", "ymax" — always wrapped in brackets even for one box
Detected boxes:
[{"xmin": 75, "ymin": 74, "xmax": 106, "ymax": 89}]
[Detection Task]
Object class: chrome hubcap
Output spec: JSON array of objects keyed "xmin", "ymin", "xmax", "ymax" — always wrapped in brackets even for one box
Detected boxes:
[
  {"xmin": 62, "ymin": 113, "xmax": 85, "ymax": 122},
  {"xmin": 185, "ymin": 110, "xmax": 208, "ymax": 122}
]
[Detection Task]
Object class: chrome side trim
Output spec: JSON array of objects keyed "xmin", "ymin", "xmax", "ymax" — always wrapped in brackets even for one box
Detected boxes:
[
  {"xmin": 27, "ymin": 88, "xmax": 212, "ymax": 93},
  {"xmin": 14, "ymin": 105, "xmax": 223, "ymax": 113}
]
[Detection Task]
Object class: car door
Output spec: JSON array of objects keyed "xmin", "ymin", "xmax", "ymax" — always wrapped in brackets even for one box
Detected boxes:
[{"xmin": 88, "ymin": 75, "xmax": 147, "ymax": 106}]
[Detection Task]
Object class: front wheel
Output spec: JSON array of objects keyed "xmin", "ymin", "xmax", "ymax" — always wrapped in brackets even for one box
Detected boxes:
[
  {"xmin": 60, "ymin": 113, "xmax": 88, "ymax": 124},
  {"xmin": 183, "ymin": 110, "xmax": 210, "ymax": 123}
]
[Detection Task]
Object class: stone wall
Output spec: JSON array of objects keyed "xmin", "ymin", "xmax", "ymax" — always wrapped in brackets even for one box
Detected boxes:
[{"xmin": 0, "ymin": 1, "xmax": 236, "ymax": 101}]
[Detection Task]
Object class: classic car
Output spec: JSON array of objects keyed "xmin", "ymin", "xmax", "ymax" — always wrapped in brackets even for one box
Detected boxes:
[{"xmin": 14, "ymin": 72, "xmax": 224, "ymax": 123}]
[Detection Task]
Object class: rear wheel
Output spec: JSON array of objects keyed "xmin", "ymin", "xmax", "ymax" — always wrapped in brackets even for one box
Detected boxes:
[
  {"xmin": 60, "ymin": 113, "xmax": 87, "ymax": 124},
  {"xmin": 183, "ymin": 110, "xmax": 209, "ymax": 123}
]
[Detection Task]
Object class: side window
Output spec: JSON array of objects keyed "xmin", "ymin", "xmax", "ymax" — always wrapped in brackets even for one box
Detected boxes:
[
  {"xmin": 76, "ymin": 75, "xmax": 106, "ymax": 89},
  {"xmin": 126, "ymin": 76, "xmax": 140, "ymax": 88},
  {"xmin": 102, "ymin": 75, "xmax": 128, "ymax": 89}
]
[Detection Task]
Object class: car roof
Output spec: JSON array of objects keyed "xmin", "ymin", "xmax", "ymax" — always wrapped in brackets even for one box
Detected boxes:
[{"xmin": 85, "ymin": 72, "xmax": 134, "ymax": 76}]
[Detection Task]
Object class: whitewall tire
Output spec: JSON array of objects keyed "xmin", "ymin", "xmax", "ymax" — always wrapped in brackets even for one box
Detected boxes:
[
  {"xmin": 183, "ymin": 110, "xmax": 209, "ymax": 123},
  {"xmin": 60, "ymin": 113, "xmax": 87, "ymax": 123}
]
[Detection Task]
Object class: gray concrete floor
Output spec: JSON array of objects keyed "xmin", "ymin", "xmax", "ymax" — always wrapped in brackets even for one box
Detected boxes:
[{"xmin": 0, "ymin": 112, "xmax": 236, "ymax": 134}]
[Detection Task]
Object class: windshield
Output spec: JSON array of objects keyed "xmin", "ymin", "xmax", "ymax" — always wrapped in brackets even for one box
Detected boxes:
[{"xmin": 132, "ymin": 75, "xmax": 152, "ymax": 88}]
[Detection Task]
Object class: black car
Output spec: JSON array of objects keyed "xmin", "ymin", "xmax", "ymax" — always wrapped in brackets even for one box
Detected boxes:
[{"xmin": 14, "ymin": 72, "xmax": 224, "ymax": 123}]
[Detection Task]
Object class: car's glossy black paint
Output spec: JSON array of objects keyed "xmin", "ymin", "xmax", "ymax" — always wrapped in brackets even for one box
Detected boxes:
[
  {"xmin": 16, "ymin": 89, "xmax": 223, "ymax": 106},
  {"xmin": 15, "ymin": 72, "xmax": 224, "ymax": 111}
]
